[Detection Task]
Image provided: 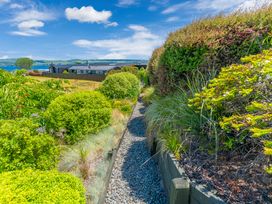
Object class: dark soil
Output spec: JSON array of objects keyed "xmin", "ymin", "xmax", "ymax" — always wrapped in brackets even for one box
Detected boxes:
[{"xmin": 180, "ymin": 149, "xmax": 272, "ymax": 204}]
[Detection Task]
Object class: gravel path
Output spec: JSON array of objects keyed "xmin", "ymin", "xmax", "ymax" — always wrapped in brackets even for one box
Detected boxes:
[{"xmin": 105, "ymin": 100, "xmax": 167, "ymax": 204}]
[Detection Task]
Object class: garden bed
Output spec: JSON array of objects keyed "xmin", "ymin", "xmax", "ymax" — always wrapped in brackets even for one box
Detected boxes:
[
  {"xmin": 180, "ymin": 147, "xmax": 272, "ymax": 203},
  {"xmin": 153, "ymin": 140, "xmax": 225, "ymax": 204}
]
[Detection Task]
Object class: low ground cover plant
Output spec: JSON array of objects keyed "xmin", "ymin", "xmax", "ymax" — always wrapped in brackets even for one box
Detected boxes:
[
  {"xmin": 0, "ymin": 169, "xmax": 85, "ymax": 204},
  {"xmin": 0, "ymin": 118, "xmax": 59, "ymax": 172},
  {"xmin": 44, "ymin": 91, "xmax": 112, "ymax": 144},
  {"xmin": 100, "ymin": 72, "xmax": 140, "ymax": 99},
  {"xmin": 149, "ymin": 7, "xmax": 272, "ymax": 94}
]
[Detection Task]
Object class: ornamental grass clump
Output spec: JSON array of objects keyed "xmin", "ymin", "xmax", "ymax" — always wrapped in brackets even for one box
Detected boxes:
[
  {"xmin": 100, "ymin": 72, "xmax": 140, "ymax": 99},
  {"xmin": 0, "ymin": 118, "xmax": 59, "ymax": 172},
  {"xmin": 0, "ymin": 169, "xmax": 85, "ymax": 204},
  {"xmin": 149, "ymin": 6, "xmax": 272, "ymax": 94},
  {"xmin": 44, "ymin": 91, "xmax": 112, "ymax": 144},
  {"xmin": 189, "ymin": 49, "xmax": 272, "ymax": 173}
]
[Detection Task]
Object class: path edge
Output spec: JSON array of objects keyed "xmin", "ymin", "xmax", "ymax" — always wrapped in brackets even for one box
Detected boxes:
[
  {"xmin": 153, "ymin": 140, "xmax": 226, "ymax": 204},
  {"xmin": 97, "ymin": 102, "xmax": 137, "ymax": 204}
]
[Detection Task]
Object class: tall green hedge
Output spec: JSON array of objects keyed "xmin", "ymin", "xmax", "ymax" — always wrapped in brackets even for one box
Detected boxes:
[
  {"xmin": 0, "ymin": 169, "xmax": 85, "ymax": 203},
  {"xmin": 0, "ymin": 118, "xmax": 59, "ymax": 172},
  {"xmin": 149, "ymin": 7, "xmax": 272, "ymax": 94},
  {"xmin": 44, "ymin": 91, "xmax": 112, "ymax": 144}
]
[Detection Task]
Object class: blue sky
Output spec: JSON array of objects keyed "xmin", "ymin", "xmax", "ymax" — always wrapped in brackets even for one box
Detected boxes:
[{"xmin": 0, "ymin": 0, "xmax": 268, "ymax": 60}]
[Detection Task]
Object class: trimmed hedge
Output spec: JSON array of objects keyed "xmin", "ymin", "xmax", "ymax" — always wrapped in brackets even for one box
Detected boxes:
[
  {"xmin": 149, "ymin": 7, "xmax": 272, "ymax": 94},
  {"xmin": 44, "ymin": 91, "xmax": 112, "ymax": 144},
  {"xmin": 0, "ymin": 118, "xmax": 59, "ymax": 172},
  {"xmin": 100, "ymin": 72, "xmax": 140, "ymax": 99},
  {"xmin": 0, "ymin": 169, "xmax": 85, "ymax": 204}
]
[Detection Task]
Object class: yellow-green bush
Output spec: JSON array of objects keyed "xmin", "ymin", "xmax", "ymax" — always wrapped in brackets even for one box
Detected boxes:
[
  {"xmin": 149, "ymin": 7, "xmax": 272, "ymax": 94},
  {"xmin": 0, "ymin": 80, "xmax": 63, "ymax": 119},
  {"xmin": 100, "ymin": 72, "xmax": 140, "ymax": 99},
  {"xmin": 112, "ymin": 99, "xmax": 133, "ymax": 115},
  {"xmin": 0, "ymin": 118, "xmax": 59, "ymax": 172},
  {"xmin": 44, "ymin": 91, "xmax": 112, "ymax": 144},
  {"xmin": 0, "ymin": 169, "xmax": 85, "ymax": 204},
  {"xmin": 189, "ymin": 49, "xmax": 272, "ymax": 173}
]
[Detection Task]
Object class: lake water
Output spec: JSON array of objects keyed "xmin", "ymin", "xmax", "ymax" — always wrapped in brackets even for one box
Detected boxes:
[{"xmin": 1, "ymin": 65, "xmax": 49, "ymax": 72}]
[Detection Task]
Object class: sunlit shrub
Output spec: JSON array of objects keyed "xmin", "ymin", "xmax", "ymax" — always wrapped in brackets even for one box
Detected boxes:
[
  {"xmin": 189, "ymin": 49, "xmax": 272, "ymax": 173},
  {"xmin": 0, "ymin": 169, "xmax": 85, "ymax": 204},
  {"xmin": 100, "ymin": 72, "xmax": 140, "ymax": 99},
  {"xmin": 0, "ymin": 80, "xmax": 63, "ymax": 119},
  {"xmin": 44, "ymin": 91, "xmax": 112, "ymax": 144},
  {"xmin": 0, "ymin": 118, "xmax": 59, "ymax": 172},
  {"xmin": 112, "ymin": 99, "xmax": 133, "ymax": 115}
]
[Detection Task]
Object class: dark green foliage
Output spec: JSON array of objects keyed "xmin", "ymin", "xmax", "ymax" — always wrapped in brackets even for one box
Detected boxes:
[
  {"xmin": 44, "ymin": 91, "xmax": 112, "ymax": 144},
  {"xmin": 0, "ymin": 118, "xmax": 59, "ymax": 172},
  {"xmin": 15, "ymin": 57, "xmax": 34, "ymax": 70},
  {"xmin": 149, "ymin": 7, "xmax": 272, "ymax": 94},
  {"xmin": 100, "ymin": 72, "xmax": 140, "ymax": 99},
  {"xmin": 0, "ymin": 169, "xmax": 85, "ymax": 204}
]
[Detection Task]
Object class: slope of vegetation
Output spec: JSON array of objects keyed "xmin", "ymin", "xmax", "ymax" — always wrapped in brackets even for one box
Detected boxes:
[
  {"xmin": 145, "ymin": 7, "xmax": 272, "ymax": 203},
  {"xmin": 0, "ymin": 67, "xmax": 142, "ymax": 203},
  {"xmin": 149, "ymin": 7, "xmax": 272, "ymax": 95}
]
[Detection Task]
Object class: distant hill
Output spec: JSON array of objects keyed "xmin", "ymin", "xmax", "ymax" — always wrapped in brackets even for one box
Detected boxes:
[{"xmin": 0, "ymin": 59, "xmax": 148, "ymax": 67}]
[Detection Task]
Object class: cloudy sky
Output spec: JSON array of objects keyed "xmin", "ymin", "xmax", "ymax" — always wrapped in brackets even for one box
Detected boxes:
[{"xmin": 0, "ymin": 0, "xmax": 269, "ymax": 60}]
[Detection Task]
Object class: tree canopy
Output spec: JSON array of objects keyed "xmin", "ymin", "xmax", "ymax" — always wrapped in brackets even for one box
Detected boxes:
[{"xmin": 15, "ymin": 58, "xmax": 34, "ymax": 70}]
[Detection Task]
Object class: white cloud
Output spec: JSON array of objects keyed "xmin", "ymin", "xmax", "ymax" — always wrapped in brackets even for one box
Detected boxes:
[
  {"xmin": 105, "ymin": 22, "xmax": 119, "ymax": 27},
  {"xmin": 166, "ymin": 16, "xmax": 179, "ymax": 22},
  {"xmin": 9, "ymin": 3, "xmax": 24, "ymax": 9},
  {"xmin": 128, "ymin": 24, "xmax": 148, "ymax": 31},
  {"xmin": 17, "ymin": 20, "xmax": 44, "ymax": 30},
  {"xmin": 162, "ymin": 2, "xmax": 189, "ymax": 14},
  {"xmin": 13, "ymin": 9, "xmax": 55, "ymax": 22},
  {"xmin": 73, "ymin": 25, "xmax": 163, "ymax": 59},
  {"xmin": 0, "ymin": 55, "xmax": 9, "ymax": 59},
  {"xmin": 11, "ymin": 29, "xmax": 46, "ymax": 37},
  {"xmin": 162, "ymin": 0, "xmax": 267, "ymax": 14},
  {"xmin": 117, "ymin": 0, "xmax": 137, "ymax": 7},
  {"xmin": 10, "ymin": 8, "xmax": 55, "ymax": 37},
  {"xmin": 101, "ymin": 52, "xmax": 126, "ymax": 59},
  {"xmin": 65, "ymin": 6, "xmax": 112, "ymax": 24},
  {"xmin": 195, "ymin": 0, "xmax": 245, "ymax": 11},
  {"xmin": 235, "ymin": 0, "xmax": 272, "ymax": 11}
]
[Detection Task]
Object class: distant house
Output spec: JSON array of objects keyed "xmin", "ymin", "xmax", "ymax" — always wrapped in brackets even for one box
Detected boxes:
[{"xmin": 49, "ymin": 64, "xmax": 118, "ymax": 75}]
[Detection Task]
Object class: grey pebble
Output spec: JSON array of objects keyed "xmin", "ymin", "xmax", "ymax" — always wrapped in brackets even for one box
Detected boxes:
[{"xmin": 105, "ymin": 100, "xmax": 167, "ymax": 204}]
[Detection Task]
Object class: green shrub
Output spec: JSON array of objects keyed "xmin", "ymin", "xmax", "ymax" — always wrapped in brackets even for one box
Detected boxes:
[
  {"xmin": 0, "ymin": 80, "xmax": 63, "ymax": 119},
  {"xmin": 189, "ymin": 49, "xmax": 272, "ymax": 173},
  {"xmin": 149, "ymin": 7, "xmax": 272, "ymax": 94},
  {"xmin": 100, "ymin": 72, "xmax": 140, "ymax": 99},
  {"xmin": 138, "ymin": 67, "xmax": 149, "ymax": 86},
  {"xmin": 112, "ymin": 99, "xmax": 133, "ymax": 115},
  {"xmin": 142, "ymin": 87, "xmax": 156, "ymax": 105},
  {"xmin": 44, "ymin": 91, "xmax": 112, "ymax": 144},
  {"xmin": 0, "ymin": 118, "xmax": 59, "ymax": 172},
  {"xmin": 0, "ymin": 169, "xmax": 85, "ymax": 204},
  {"xmin": 107, "ymin": 66, "xmax": 139, "ymax": 76}
]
